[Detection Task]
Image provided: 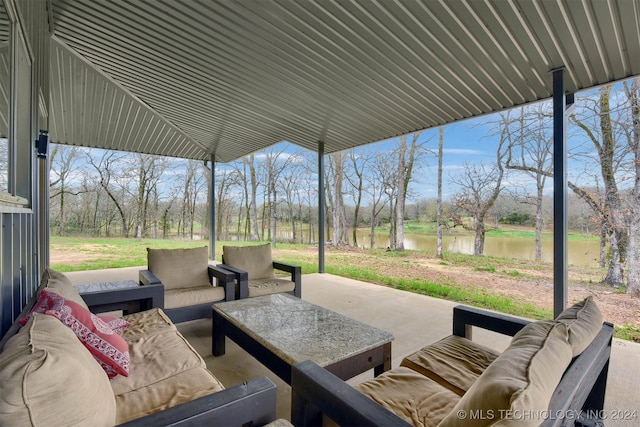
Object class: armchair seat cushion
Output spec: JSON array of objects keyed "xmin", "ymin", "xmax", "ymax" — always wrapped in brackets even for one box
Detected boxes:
[
  {"xmin": 164, "ymin": 285, "xmax": 226, "ymax": 309},
  {"xmin": 223, "ymin": 243, "xmax": 275, "ymax": 279},
  {"xmin": 401, "ymin": 334, "xmax": 500, "ymax": 396},
  {"xmin": 248, "ymin": 277, "xmax": 296, "ymax": 297},
  {"xmin": 147, "ymin": 247, "xmax": 211, "ymax": 290},
  {"xmin": 356, "ymin": 366, "xmax": 461, "ymax": 427}
]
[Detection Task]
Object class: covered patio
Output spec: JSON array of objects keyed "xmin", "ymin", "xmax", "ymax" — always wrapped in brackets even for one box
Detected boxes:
[
  {"xmin": 2, "ymin": 0, "xmax": 640, "ymax": 333},
  {"xmin": 64, "ymin": 267, "xmax": 640, "ymax": 425},
  {"xmin": 1, "ymin": 1, "xmax": 639, "ymax": 423}
]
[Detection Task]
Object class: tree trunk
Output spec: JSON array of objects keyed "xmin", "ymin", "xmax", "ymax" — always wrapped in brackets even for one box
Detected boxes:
[
  {"xmin": 474, "ymin": 220, "xmax": 485, "ymax": 256},
  {"xmin": 436, "ymin": 128, "xmax": 444, "ymax": 258},
  {"xmin": 395, "ymin": 136, "xmax": 406, "ymax": 251},
  {"xmin": 249, "ymin": 154, "xmax": 259, "ymax": 241},
  {"xmin": 535, "ymin": 180, "xmax": 543, "ymax": 261},
  {"xmin": 629, "ymin": 220, "xmax": 640, "ymax": 295},
  {"xmin": 626, "ymin": 77, "xmax": 640, "ymax": 295},
  {"xmin": 605, "ymin": 227, "xmax": 624, "ymax": 287},
  {"xmin": 599, "ymin": 225, "xmax": 607, "ymax": 268}
]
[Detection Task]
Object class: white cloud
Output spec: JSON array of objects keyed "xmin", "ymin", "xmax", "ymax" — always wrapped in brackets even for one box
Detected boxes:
[{"xmin": 443, "ymin": 148, "xmax": 483, "ymax": 155}]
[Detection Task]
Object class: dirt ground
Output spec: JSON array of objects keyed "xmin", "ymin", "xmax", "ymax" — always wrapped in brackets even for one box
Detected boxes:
[{"xmin": 420, "ymin": 255, "xmax": 640, "ymax": 329}]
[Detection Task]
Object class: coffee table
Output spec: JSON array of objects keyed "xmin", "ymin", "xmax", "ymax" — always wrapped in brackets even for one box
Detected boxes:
[{"xmin": 212, "ymin": 293, "xmax": 393, "ymax": 384}]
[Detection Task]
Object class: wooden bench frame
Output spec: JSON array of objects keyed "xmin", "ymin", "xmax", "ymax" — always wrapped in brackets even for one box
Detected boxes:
[{"xmin": 291, "ymin": 305, "xmax": 614, "ymax": 427}]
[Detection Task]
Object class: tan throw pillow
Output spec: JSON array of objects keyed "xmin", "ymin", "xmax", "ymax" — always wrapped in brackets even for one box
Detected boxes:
[
  {"xmin": 438, "ymin": 320, "xmax": 573, "ymax": 427},
  {"xmin": 556, "ymin": 296, "xmax": 603, "ymax": 357},
  {"xmin": 147, "ymin": 247, "xmax": 211, "ymax": 290},
  {"xmin": 223, "ymin": 243, "xmax": 274, "ymax": 280},
  {"xmin": 41, "ymin": 267, "xmax": 89, "ymax": 310},
  {"xmin": 0, "ymin": 314, "xmax": 116, "ymax": 427}
]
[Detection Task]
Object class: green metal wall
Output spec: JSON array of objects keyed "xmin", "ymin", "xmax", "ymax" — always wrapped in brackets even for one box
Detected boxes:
[{"xmin": 0, "ymin": 0, "xmax": 49, "ymax": 338}]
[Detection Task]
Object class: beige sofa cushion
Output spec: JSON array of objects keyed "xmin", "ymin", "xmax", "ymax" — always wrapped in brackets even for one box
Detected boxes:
[
  {"xmin": 147, "ymin": 246, "xmax": 211, "ymax": 290},
  {"xmin": 41, "ymin": 267, "xmax": 89, "ymax": 310},
  {"xmin": 223, "ymin": 243, "xmax": 275, "ymax": 279},
  {"xmin": 401, "ymin": 334, "xmax": 500, "ymax": 396},
  {"xmin": 115, "ymin": 366, "xmax": 224, "ymax": 424},
  {"xmin": 0, "ymin": 314, "xmax": 116, "ymax": 427},
  {"xmin": 439, "ymin": 320, "xmax": 572, "ymax": 427},
  {"xmin": 112, "ymin": 308, "xmax": 224, "ymax": 424},
  {"xmin": 117, "ymin": 306, "xmax": 176, "ymax": 341},
  {"xmin": 556, "ymin": 296, "xmax": 603, "ymax": 356},
  {"xmin": 248, "ymin": 277, "xmax": 295, "ymax": 297},
  {"xmin": 357, "ymin": 366, "xmax": 461, "ymax": 427}
]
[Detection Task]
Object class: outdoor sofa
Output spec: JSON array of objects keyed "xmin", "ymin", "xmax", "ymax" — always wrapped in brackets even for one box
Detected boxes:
[
  {"xmin": 0, "ymin": 268, "xmax": 277, "ymax": 426},
  {"xmin": 291, "ymin": 298, "xmax": 613, "ymax": 427}
]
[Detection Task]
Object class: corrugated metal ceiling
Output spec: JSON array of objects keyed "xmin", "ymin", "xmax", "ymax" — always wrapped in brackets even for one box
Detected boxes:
[{"xmin": 49, "ymin": 0, "xmax": 640, "ymax": 162}]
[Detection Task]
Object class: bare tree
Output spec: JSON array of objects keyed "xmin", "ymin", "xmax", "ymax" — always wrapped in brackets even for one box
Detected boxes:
[
  {"xmin": 389, "ymin": 132, "xmax": 424, "ymax": 250},
  {"xmin": 326, "ymin": 152, "xmax": 349, "ymax": 246},
  {"xmin": 178, "ymin": 160, "xmax": 207, "ymax": 239},
  {"xmin": 87, "ymin": 150, "xmax": 132, "ymax": 237},
  {"xmin": 278, "ymin": 156, "xmax": 305, "ymax": 243},
  {"xmin": 436, "ymin": 128, "xmax": 444, "ymax": 258},
  {"xmin": 49, "ymin": 144, "xmax": 83, "ymax": 235},
  {"xmin": 363, "ymin": 152, "xmax": 389, "ymax": 248},
  {"xmin": 451, "ymin": 137, "xmax": 507, "ymax": 255},
  {"xmin": 571, "ymin": 85, "xmax": 630, "ymax": 287},
  {"xmin": 504, "ymin": 104, "xmax": 553, "ymax": 261},
  {"xmin": 624, "ymin": 77, "xmax": 640, "ymax": 295},
  {"xmin": 345, "ymin": 149, "xmax": 372, "ymax": 248},
  {"xmin": 130, "ymin": 154, "xmax": 167, "ymax": 239}
]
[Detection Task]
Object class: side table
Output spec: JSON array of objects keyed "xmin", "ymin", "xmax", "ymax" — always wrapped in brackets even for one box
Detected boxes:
[{"xmin": 76, "ymin": 280, "xmax": 164, "ymax": 315}]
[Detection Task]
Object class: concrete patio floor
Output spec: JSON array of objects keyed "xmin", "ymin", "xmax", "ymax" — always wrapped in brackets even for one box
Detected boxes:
[{"xmin": 66, "ymin": 268, "xmax": 640, "ymax": 426}]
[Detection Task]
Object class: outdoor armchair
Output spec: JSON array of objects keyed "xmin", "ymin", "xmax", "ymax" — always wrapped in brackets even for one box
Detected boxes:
[
  {"xmin": 139, "ymin": 246, "xmax": 235, "ymax": 323},
  {"xmin": 220, "ymin": 243, "xmax": 301, "ymax": 299}
]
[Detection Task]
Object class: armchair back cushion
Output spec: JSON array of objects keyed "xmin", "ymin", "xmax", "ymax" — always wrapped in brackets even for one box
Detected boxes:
[
  {"xmin": 223, "ymin": 244, "xmax": 275, "ymax": 280},
  {"xmin": 439, "ymin": 320, "xmax": 572, "ymax": 427},
  {"xmin": 0, "ymin": 314, "xmax": 116, "ymax": 427},
  {"xmin": 147, "ymin": 247, "xmax": 210, "ymax": 290}
]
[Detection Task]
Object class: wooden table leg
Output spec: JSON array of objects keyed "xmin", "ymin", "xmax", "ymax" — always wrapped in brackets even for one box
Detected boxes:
[
  {"xmin": 374, "ymin": 342, "xmax": 392, "ymax": 377},
  {"xmin": 212, "ymin": 310, "xmax": 226, "ymax": 356}
]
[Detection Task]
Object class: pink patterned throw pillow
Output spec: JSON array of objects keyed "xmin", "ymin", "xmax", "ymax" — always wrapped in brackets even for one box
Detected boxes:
[{"xmin": 44, "ymin": 291, "xmax": 130, "ymax": 378}]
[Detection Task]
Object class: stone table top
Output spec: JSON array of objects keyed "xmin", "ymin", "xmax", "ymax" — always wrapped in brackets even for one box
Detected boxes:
[
  {"xmin": 74, "ymin": 279, "xmax": 139, "ymax": 294},
  {"xmin": 213, "ymin": 293, "xmax": 394, "ymax": 367}
]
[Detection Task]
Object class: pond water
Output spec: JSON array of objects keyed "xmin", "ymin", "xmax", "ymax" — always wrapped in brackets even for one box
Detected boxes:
[
  {"xmin": 354, "ymin": 230, "xmax": 600, "ymax": 266},
  {"xmin": 274, "ymin": 229, "xmax": 601, "ymax": 266}
]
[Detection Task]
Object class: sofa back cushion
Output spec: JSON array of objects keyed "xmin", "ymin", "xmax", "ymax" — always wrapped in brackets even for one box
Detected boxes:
[
  {"xmin": 556, "ymin": 296, "xmax": 603, "ymax": 357},
  {"xmin": 41, "ymin": 267, "xmax": 89, "ymax": 310},
  {"xmin": 147, "ymin": 246, "xmax": 211, "ymax": 290},
  {"xmin": 0, "ymin": 314, "xmax": 116, "ymax": 427},
  {"xmin": 223, "ymin": 243, "xmax": 274, "ymax": 280},
  {"xmin": 438, "ymin": 320, "xmax": 573, "ymax": 427}
]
